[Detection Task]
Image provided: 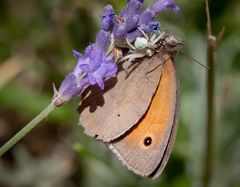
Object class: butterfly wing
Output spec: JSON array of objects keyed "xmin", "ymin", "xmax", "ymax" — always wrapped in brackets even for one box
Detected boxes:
[
  {"xmin": 79, "ymin": 55, "xmax": 163, "ymax": 142},
  {"xmin": 109, "ymin": 54, "xmax": 179, "ymax": 178}
]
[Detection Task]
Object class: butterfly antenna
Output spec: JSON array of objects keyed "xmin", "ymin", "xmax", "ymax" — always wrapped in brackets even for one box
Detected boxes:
[{"xmin": 180, "ymin": 51, "xmax": 209, "ymax": 69}]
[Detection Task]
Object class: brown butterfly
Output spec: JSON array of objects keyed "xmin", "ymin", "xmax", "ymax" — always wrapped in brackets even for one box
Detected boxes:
[{"xmin": 78, "ymin": 33, "xmax": 182, "ymax": 179}]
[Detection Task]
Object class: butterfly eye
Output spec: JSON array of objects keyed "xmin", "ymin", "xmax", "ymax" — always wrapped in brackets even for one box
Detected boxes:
[
  {"xmin": 169, "ymin": 39, "xmax": 178, "ymax": 47},
  {"xmin": 165, "ymin": 35, "xmax": 177, "ymax": 47},
  {"xmin": 144, "ymin": 137, "xmax": 152, "ymax": 146}
]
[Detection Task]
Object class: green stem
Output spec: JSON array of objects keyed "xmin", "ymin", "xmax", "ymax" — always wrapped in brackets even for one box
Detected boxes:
[
  {"xmin": 203, "ymin": 0, "xmax": 218, "ymax": 186},
  {"xmin": 0, "ymin": 102, "xmax": 56, "ymax": 157},
  {"xmin": 203, "ymin": 37, "xmax": 216, "ymax": 187}
]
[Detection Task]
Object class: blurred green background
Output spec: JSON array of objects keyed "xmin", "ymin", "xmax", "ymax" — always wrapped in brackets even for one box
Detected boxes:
[{"xmin": 0, "ymin": 0, "xmax": 239, "ymax": 187}]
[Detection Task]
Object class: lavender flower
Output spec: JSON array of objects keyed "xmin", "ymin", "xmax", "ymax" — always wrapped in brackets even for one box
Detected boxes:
[
  {"xmin": 57, "ymin": 32, "xmax": 117, "ymax": 104},
  {"xmin": 113, "ymin": 0, "xmax": 180, "ymax": 44},
  {"xmin": 55, "ymin": 6, "xmax": 118, "ymax": 106}
]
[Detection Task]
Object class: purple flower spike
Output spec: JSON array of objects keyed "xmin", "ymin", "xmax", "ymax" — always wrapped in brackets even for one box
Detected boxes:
[
  {"xmin": 150, "ymin": 0, "xmax": 180, "ymax": 14},
  {"xmin": 58, "ymin": 46, "xmax": 117, "ymax": 103},
  {"xmin": 56, "ymin": 4, "xmax": 118, "ymax": 105},
  {"xmin": 101, "ymin": 5, "xmax": 115, "ymax": 31}
]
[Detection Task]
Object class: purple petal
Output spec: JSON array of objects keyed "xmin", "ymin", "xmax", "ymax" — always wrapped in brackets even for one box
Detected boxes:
[
  {"xmin": 88, "ymin": 59, "xmax": 117, "ymax": 90},
  {"xmin": 89, "ymin": 48, "xmax": 103, "ymax": 71},
  {"xmin": 79, "ymin": 78, "xmax": 89, "ymax": 89},
  {"xmin": 119, "ymin": 0, "xmax": 142, "ymax": 19},
  {"xmin": 113, "ymin": 24, "xmax": 127, "ymax": 40},
  {"xmin": 84, "ymin": 44, "xmax": 95, "ymax": 57},
  {"xmin": 73, "ymin": 50, "xmax": 83, "ymax": 59},
  {"xmin": 95, "ymin": 76, "xmax": 105, "ymax": 90},
  {"xmin": 58, "ymin": 73, "xmax": 87, "ymax": 102},
  {"xmin": 73, "ymin": 65, "xmax": 83, "ymax": 76},
  {"xmin": 101, "ymin": 5, "xmax": 115, "ymax": 31},
  {"xmin": 126, "ymin": 29, "xmax": 142, "ymax": 42},
  {"xmin": 79, "ymin": 64, "xmax": 90, "ymax": 72},
  {"xmin": 72, "ymin": 52, "xmax": 87, "ymax": 75},
  {"xmin": 88, "ymin": 74, "xmax": 96, "ymax": 85},
  {"xmin": 138, "ymin": 8, "xmax": 155, "ymax": 25},
  {"xmin": 150, "ymin": 0, "xmax": 180, "ymax": 14},
  {"xmin": 59, "ymin": 73, "xmax": 77, "ymax": 98},
  {"xmin": 125, "ymin": 15, "xmax": 139, "ymax": 32},
  {"xmin": 171, "ymin": 4, "xmax": 180, "ymax": 13},
  {"xmin": 96, "ymin": 30, "xmax": 110, "ymax": 49},
  {"xmin": 103, "ymin": 60, "xmax": 118, "ymax": 77},
  {"xmin": 93, "ymin": 65, "xmax": 108, "ymax": 79}
]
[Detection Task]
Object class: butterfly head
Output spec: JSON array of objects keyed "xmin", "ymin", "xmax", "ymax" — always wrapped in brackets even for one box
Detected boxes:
[{"xmin": 158, "ymin": 32, "xmax": 184, "ymax": 55}]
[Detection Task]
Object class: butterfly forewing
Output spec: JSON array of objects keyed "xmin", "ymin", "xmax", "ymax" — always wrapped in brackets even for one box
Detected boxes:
[{"xmin": 79, "ymin": 55, "xmax": 163, "ymax": 142}]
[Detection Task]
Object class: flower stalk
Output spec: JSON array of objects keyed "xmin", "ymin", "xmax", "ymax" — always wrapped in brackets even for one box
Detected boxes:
[
  {"xmin": 0, "ymin": 102, "xmax": 55, "ymax": 157},
  {"xmin": 203, "ymin": 0, "xmax": 224, "ymax": 186}
]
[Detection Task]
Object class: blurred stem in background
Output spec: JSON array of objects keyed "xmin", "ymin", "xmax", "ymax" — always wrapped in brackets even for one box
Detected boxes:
[{"xmin": 203, "ymin": 0, "xmax": 224, "ymax": 186}]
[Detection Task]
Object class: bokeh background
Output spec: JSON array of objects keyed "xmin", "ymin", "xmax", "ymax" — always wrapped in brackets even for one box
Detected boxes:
[{"xmin": 0, "ymin": 0, "xmax": 239, "ymax": 187}]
